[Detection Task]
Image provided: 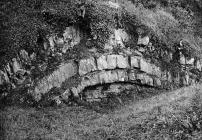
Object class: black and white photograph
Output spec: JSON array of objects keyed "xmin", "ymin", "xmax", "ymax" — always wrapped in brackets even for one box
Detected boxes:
[{"xmin": 0, "ymin": 0, "xmax": 202, "ymax": 139}]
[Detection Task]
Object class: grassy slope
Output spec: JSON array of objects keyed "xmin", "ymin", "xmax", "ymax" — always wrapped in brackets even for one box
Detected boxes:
[{"xmin": 0, "ymin": 84, "xmax": 202, "ymax": 140}]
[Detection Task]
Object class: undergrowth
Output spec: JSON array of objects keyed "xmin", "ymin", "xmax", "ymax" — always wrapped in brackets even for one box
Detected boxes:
[{"xmin": 1, "ymin": 85, "xmax": 202, "ymax": 140}]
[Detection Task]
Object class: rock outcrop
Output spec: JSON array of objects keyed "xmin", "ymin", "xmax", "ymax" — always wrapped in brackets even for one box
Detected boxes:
[
  {"xmin": 19, "ymin": 50, "xmax": 201, "ymax": 103},
  {"xmin": 1, "ymin": 25, "xmax": 201, "ymax": 105},
  {"xmin": 32, "ymin": 61, "xmax": 77, "ymax": 101}
]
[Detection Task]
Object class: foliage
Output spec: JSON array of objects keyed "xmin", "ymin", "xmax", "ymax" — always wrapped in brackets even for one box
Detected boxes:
[{"xmin": 1, "ymin": 0, "xmax": 202, "ymax": 66}]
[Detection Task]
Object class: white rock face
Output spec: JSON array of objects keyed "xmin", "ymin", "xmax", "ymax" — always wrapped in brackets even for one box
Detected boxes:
[
  {"xmin": 117, "ymin": 70, "xmax": 128, "ymax": 82},
  {"xmin": 131, "ymin": 56, "xmax": 140, "ymax": 68},
  {"xmin": 97, "ymin": 55, "xmax": 108, "ymax": 70},
  {"xmin": 79, "ymin": 57, "xmax": 97, "ymax": 76},
  {"xmin": 196, "ymin": 60, "xmax": 202, "ymax": 71},
  {"xmin": 104, "ymin": 29, "xmax": 129, "ymax": 50},
  {"xmin": 33, "ymin": 62, "xmax": 77, "ymax": 101},
  {"xmin": 137, "ymin": 36, "xmax": 149, "ymax": 46},
  {"xmin": 0, "ymin": 70, "xmax": 9, "ymax": 85},
  {"xmin": 116, "ymin": 55, "xmax": 129, "ymax": 69},
  {"xmin": 97, "ymin": 55, "xmax": 129, "ymax": 70},
  {"xmin": 99, "ymin": 70, "xmax": 119, "ymax": 84},
  {"xmin": 62, "ymin": 26, "xmax": 81, "ymax": 53},
  {"xmin": 114, "ymin": 29, "xmax": 129, "ymax": 46},
  {"xmin": 107, "ymin": 1, "xmax": 120, "ymax": 9},
  {"xmin": 140, "ymin": 59, "xmax": 153, "ymax": 74},
  {"xmin": 106, "ymin": 55, "xmax": 117, "ymax": 69},
  {"xmin": 11, "ymin": 58, "xmax": 22, "ymax": 74}
]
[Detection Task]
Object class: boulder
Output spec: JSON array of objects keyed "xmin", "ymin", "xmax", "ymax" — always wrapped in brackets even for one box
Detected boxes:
[{"xmin": 79, "ymin": 57, "xmax": 97, "ymax": 76}]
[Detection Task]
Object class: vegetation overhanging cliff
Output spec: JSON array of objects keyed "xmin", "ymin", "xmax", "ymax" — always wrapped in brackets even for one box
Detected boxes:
[{"xmin": 1, "ymin": 0, "xmax": 202, "ymax": 64}]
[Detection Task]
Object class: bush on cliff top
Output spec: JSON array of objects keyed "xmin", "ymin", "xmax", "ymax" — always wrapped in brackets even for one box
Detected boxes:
[{"xmin": 0, "ymin": 0, "xmax": 202, "ymax": 66}]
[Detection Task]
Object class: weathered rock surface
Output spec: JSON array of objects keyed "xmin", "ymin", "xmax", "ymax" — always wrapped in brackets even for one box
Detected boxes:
[
  {"xmin": 62, "ymin": 26, "xmax": 81, "ymax": 53},
  {"xmin": 79, "ymin": 57, "xmax": 97, "ymax": 76},
  {"xmin": 137, "ymin": 36, "xmax": 149, "ymax": 46},
  {"xmin": 12, "ymin": 58, "xmax": 22, "ymax": 74},
  {"xmin": 136, "ymin": 73, "xmax": 153, "ymax": 86},
  {"xmin": 33, "ymin": 62, "xmax": 77, "ymax": 101},
  {"xmin": 116, "ymin": 55, "xmax": 129, "ymax": 69},
  {"xmin": 140, "ymin": 59, "xmax": 153, "ymax": 74},
  {"xmin": 106, "ymin": 55, "xmax": 117, "ymax": 69},
  {"xmin": 104, "ymin": 29, "xmax": 129, "ymax": 50},
  {"xmin": 0, "ymin": 70, "xmax": 9, "ymax": 85},
  {"xmin": 131, "ymin": 56, "xmax": 140, "ymax": 68},
  {"xmin": 97, "ymin": 55, "xmax": 108, "ymax": 70},
  {"xmin": 99, "ymin": 70, "xmax": 119, "ymax": 84}
]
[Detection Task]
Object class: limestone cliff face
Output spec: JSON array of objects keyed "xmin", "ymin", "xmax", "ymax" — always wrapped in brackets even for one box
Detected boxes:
[
  {"xmin": 0, "ymin": 26, "xmax": 201, "ymax": 105},
  {"xmin": 31, "ymin": 52, "xmax": 201, "ymax": 104}
]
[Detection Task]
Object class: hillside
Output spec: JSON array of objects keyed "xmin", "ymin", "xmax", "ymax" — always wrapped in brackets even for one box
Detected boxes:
[
  {"xmin": 1, "ymin": 84, "xmax": 202, "ymax": 140},
  {"xmin": 0, "ymin": 1, "xmax": 202, "ymax": 139}
]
